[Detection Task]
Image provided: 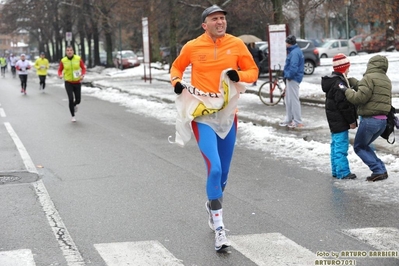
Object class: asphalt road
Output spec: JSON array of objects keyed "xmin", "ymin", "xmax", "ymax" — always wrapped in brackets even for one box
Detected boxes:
[{"xmin": 1, "ymin": 74, "xmax": 399, "ymax": 266}]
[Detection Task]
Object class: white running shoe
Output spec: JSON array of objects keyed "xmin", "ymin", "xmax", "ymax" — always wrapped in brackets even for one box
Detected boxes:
[
  {"xmin": 287, "ymin": 122, "xmax": 304, "ymax": 128},
  {"xmin": 74, "ymin": 105, "xmax": 78, "ymax": 113},
  {"xmin": 279, "ymin": 121, "xmax": 290, "ymax": 127},
  {"xmin": 205, "ymin": 201, "xmax": 215, "ymax": 231},
  {"xmin": 71, "ymin": 117, "xmax": 76, "ymax": 122},
  {"xmin": 214, "ymin": 227, "xmax": 230, "ymax": 251}
]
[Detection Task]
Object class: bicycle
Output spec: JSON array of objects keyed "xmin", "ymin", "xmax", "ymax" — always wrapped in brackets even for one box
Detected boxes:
[{"xmin": 258, "ymin": 65, "xmax": 286, "ymax": 106}]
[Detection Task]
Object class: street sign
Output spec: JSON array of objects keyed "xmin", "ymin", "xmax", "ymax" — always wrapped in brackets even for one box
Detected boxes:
[
  {"xmin": 66, "ymin": 32, "xmax": 72, "ymax": 42},
  {"xmin": 268, "ymin": 24, "xmax": 287, "ymax": 71}
]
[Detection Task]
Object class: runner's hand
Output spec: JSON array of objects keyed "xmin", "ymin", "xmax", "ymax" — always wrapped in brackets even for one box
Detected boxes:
[
  {"xmin": 174, "ymin": 82, "xmax": 185, "ymax": 95},
  {"xmin": 226, "ymin": 70, "xmax": 239, "ymax": 82}
]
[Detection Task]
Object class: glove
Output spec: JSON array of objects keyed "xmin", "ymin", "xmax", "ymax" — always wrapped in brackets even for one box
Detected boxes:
[
  {"xmin": 338, "ymin": 82, "xmax": 348, "ymax": 92},
  {"xmin": 226, "ymin": 70, "xmax": 239, "ymax": 82},
  {"xmin": 347, "ymin": 77, "xmax": 358, "ymax": 87},
  {"xmin": 174, "ymin": 82, "xmax": 185, "ymax": 95}
]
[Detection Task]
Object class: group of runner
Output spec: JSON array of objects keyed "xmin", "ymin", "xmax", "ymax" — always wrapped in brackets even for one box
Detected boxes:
[{"xmin": 2, "ymin": 47, "xmax": 85, "ymax": 122}]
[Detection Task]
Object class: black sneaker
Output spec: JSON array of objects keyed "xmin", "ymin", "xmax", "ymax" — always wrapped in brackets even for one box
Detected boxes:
[
  {"xmin": 342, "ymin": 173, "xmax": 357, "ymax": 179},
  {"xmin": 366, "ymin": 172, "xmax": 388, "ymax": 182}
]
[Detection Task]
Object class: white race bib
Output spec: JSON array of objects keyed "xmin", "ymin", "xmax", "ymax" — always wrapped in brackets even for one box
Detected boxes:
[{"xmin": 73, "ymin": 70, "xmax": 81, "ymax": 78}]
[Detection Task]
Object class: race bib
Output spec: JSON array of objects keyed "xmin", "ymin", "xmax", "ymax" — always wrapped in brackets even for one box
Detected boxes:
[
  {"xmin": 40, "ymin": 65, "xmax": 45, "ymax": 69},
  {"xmin": 73, "ymin": 70, "xmax": 81, "ymax": 78},
  {"xmin": 21, "ymin": 68, "xmax": 26, "ymax": 71}
]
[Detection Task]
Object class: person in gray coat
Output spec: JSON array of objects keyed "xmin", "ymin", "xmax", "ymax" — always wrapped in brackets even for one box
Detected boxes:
[{"xmin": 341, "ymin": 55, "xmax": 392, "ymax": 182}]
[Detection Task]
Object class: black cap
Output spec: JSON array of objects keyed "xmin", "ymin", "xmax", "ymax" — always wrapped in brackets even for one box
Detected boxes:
[
  {"xmin": 201, "ymin": 5, "xmax": 227, "ymax": 23},
  {"xmin": 285, "ymin": 35, "xmax": 297, "ymax": 45},
  {"xmin": 40, "ymin": 51, "xmax": 45, "ymax": 55}
]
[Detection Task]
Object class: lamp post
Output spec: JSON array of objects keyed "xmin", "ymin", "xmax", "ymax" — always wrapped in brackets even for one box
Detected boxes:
[
  {"xmin": 119, "ymin": 22, "xmax": 122, "ymax": 70},
  {"xmin": 345, "ymin": 0, "xmax": 350, "ymax": 55}
]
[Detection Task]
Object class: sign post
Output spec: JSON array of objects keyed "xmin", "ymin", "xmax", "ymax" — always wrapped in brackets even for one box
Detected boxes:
[
  {"xmin": 142, "ymin": 17, "xmax": 152, "ymax": 83},
  {"xmin": 267, "ymin": 24, "xmax": 287, "ymax": 74},
  {"xmin": 66, "ymin": 32, "xmax": 72, "ymax": 46}
]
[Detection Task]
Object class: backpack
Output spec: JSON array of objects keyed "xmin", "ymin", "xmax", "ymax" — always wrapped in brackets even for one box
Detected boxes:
[{"xmin": 380, "ymin": 106, "xmax": 397, "ymax": 144}]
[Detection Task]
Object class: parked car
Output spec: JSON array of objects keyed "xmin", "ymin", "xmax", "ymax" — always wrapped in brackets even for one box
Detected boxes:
[
  {"xmin": 361, "ymin": 32, "xmax": 399, "ymax": 53},
  {"xmin": 258, "ymin": 38, "xmax": 320, "ymax": 75},
  {"xmin": 113, "ymin": 50, "xmax": 140, "ymax": 69},
  {"xmin": 350, "ymin": 34, "xmax": 366, "ymax": 52},
  {"xmin": 255, "ymin": 41, "xmax": 267, "ymax": 49},
  {"xmin": 309, "ymin": 38, "xmax": 324, "ymax": 47},
  {"xmin": 135, "ymin": 49, "xmax": 144, "ymax": 63},
  {"xmin": 296, "ymin": 38, "xmax": 321, "ymax": 75},
  {"xmin": 317, "ymin": 39, "xmax": 357, "ymax": 58},
  {"xmin": 361, "ymin": 33, "xmax": 385, "ymax": 53}
]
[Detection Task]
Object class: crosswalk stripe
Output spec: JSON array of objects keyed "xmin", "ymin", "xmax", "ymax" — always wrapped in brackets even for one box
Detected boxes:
[
  {"xmin": 94, "ymin": 241, "xmax": 184, "ymax": 266},
  {"xmin": 230, "ymin": 233, "xmax": 318, "ymax": 266},
  {"xmin": 0, "ymin": 249, "xmax": 36, "ymax": 266},
  {"xmin": 343, "ymin": 227, "xmax": 399, "ymax": 251}
]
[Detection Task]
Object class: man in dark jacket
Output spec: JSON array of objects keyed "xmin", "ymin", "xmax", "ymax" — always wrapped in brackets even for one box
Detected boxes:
[
  {"xmin": 280, "ymin": 35, "xmax": 304, "ymax": 128},
  {"xmin": 321, "ymin": 53, "xmax": 357, "ymax": 179},
  {"xmin": 247, "ymin": 42, "xmax": 263, "ymax": 86},
  {"xmin": 343, "ymin": 55, "xmax": 392, "ymax": 182}
]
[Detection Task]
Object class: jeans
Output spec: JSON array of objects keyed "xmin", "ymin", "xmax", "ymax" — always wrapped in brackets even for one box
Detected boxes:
[{"xmin": 354, "ymin": 117, "xmax": 387, "ymax": 174}]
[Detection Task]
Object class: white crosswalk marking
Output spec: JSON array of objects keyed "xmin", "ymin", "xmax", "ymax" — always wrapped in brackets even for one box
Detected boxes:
[
  {"xmin": 4, "ymin": 228, "xmax": 399, "ymax": 265},
  {"xmin": 0, "ymin": 249, "xmax": 36, "ymax": 266},
  {"xmin": 230, "ymin": 233, "xmax": 318, "ymax": 266},
  {"xmin": 343, "ymin": 227, "xmax": 399, "ymax": 250},
  {"xmin": 94, "ymin": 241, "xmax": 184, "ymax": 266}
]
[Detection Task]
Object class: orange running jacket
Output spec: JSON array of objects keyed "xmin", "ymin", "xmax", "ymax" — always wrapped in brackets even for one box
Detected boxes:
[{"xmin": 171, "ymin": 33, "xmax": 258, "ymax": 94}]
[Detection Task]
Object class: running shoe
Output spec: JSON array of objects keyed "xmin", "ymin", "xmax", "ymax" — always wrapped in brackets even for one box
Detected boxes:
[
  {"xmin": 287, "ymin": 122, "xmax": 304, "ymax": 128},
  {"xmin": 279, "ymin": 121, "xmax": 290, "ymax": 127},
  {"xmin": 21, "ymin": 88, "xmax": 24, "ymax": 93},
  {"xmin": 214, "ymin": 226, "xmax": 230, "ymax": 251},
  {"xmin": 205, "ymin": 201, "xmax": 214, "ymax": 231},
  {"xmin": 23, "ymin": 89, "xmax": 26, "ymax": 95},
  {"xmin": 71, "ymin": 117, "xmax": 76, "ymax": 122}
]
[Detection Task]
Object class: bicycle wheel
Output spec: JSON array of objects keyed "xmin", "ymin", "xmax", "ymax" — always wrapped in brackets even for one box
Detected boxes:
[{"xmin": 258, "ymin": 81, "xmax": 283, "ymax": 106}]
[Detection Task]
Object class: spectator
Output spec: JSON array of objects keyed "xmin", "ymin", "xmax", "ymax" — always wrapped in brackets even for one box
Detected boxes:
[
  {"xmin": 321, "ymin": 53, "xmax": 357, "ymax": 180},
  {"xmin": 247, "ymin": 42, "xmax": 263, "ymax": 86},
  {"xmin": 279, "ymin": 35, "xmax": 305, "ymax": 128},
  {"xmin": 341, "ymin": 55, "xmax": 392, "ymax": 182}
]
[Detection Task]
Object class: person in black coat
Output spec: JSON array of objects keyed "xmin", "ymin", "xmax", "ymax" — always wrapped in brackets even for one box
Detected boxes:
[
  {"xmin": 321, "ymin": 53, "xmax": 357, "ymax": 180},
  {"xmin": 247, "ymin": 42, "xmax": 263, "ymax": 85}
]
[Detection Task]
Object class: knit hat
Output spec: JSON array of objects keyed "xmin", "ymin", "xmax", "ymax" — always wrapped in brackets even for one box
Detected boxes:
[{"xmin": 333, "ymin": 53, "xmax": 350, "ymax": 73}]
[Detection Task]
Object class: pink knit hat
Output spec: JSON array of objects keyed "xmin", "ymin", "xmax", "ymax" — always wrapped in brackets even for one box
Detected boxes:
[{"xmin": 333, "ymin": 53, "xmax": 350, "ymax": 73}]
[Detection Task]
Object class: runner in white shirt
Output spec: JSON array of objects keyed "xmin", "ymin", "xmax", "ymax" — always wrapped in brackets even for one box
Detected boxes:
[{"xmin": 15, "ymin": 54, "xmax": 31, "ymax": 95}]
